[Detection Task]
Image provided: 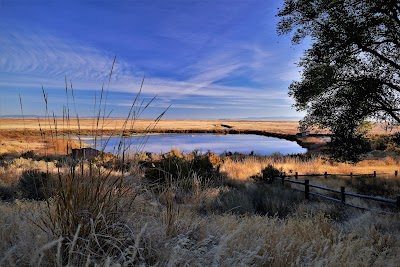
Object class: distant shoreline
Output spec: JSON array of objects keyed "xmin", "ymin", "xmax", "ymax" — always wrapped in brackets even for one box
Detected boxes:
[{"xmin": 0, "ymin": 115, "xmax": 304, "ymax": 121}]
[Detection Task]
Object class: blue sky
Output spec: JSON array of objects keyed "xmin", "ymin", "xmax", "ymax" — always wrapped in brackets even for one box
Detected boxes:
[{"xmin": 0, "ymin": 0, "xmax": 309, "ymax": 120}]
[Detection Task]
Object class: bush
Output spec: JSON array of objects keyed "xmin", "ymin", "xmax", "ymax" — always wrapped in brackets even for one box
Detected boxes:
[
  {"xmin": 0, "ymin": 185, "xmax": 17, "ymax": 201},
  {"xmin": 19, "ymin": 170, "xmax": 54, "ymax": 200},
  {"xmin": 253, "ymin": 165, "xmax": 282, "ymax": 184},
  {"xmin": 144, "ymin": 152, "xmax": 221, "ymax": 193},
  {"xmin": 20, "ymin": 150, "xmax": 37, "ymax": 159},
  {"xmin": 327, "ymin": 133, "xmax": 371, "ymax": 163}
]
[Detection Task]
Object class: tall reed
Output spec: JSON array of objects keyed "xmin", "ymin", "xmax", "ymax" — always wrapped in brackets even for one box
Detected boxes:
[{"xmin": 20, "ymin": 57, "xmax": 168, "ymax": 265}]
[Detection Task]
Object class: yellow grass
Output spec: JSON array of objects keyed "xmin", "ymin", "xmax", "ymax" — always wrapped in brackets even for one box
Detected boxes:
[
  {"xmin": 0, "ymin": 118, "xmax": 302, "ymax": 133},
  {"xmin": 0, "ymin": 118, "xmax": 392, "ymax": 134},
  {"xmin": 221, "ymin": 156, "xmax": 400, "ymax": 181}
]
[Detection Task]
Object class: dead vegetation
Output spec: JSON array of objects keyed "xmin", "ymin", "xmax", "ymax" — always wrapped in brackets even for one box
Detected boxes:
[{"xmin": 1, "ymin": 150, "xmax": 400, "ymax": 266}]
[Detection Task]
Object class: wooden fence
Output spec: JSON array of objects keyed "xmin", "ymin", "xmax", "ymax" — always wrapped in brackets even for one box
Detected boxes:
[
  {"xmin": 291, "ymin": 170, "xmax": 399, "ymax": 179},
  {"xmin": 275, "ymin": 172, "xmax": 400, "ymax": 212}
]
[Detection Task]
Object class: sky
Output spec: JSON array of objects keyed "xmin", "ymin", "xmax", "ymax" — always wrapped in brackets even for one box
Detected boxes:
[{"xmin": 0, "ymin": 0, "xmax": 310, "ymax": 120}]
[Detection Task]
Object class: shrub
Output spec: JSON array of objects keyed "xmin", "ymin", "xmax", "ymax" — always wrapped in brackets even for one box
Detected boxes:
[
  {"xmin": 0, "ymin": 185, "xmax": 17, "ymax": 201},
  {"xmin": 327, "ymin": 133, "xmax": 371, "ymax": 163},
  {"xmin": 369, "ymin": 133, "xmax": 400, "ymax": 151},
  {"xmin": 254, "ymin": 164, "xmax": 282, "ymax": 184},
  {"xmin": 20, "ymin": 150, "xmax": 37, "ymax": 159},
  {"xmin": 19, "ymin": 170, "xmax": 54, "ymax": 200},
  {"xmin": 144, "ymin": 152, "xmax": 221, "ymax": 193}
]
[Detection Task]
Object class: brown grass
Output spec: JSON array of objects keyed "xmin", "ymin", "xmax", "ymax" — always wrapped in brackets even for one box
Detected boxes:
[
  {"xmin": 1, "ymin": 118, "xmax": 393, "ymax": 134},
  {"xmin": 1, "ymin": 116, "xmax": 400, "ymax": 265},
  {"xmin": 1, "ymin": 191, "xmax": 400, "ymax": 266},
  {"xmin": 1, "ymin": 150, "xmax": 400, "ymax": 266},
  {"xmin": 221, "ymin": 155, "xmax": 400, "ymax": 181},
  {"xmin": 0, "ymin": 118, "xmax": 303, "ymax": 133},
  {"xmin": 0, "ymin": 132, "xmax": 83, "ymax": 155}
]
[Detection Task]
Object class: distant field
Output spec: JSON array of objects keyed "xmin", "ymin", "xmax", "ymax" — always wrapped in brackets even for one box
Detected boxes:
[
  {"xmin": 0, "ymin": 118, "xmax": 391, "ymax": 135},
  {"xmin": 0, "ymin": 118, "xmax": 303, "ymax": 134}
]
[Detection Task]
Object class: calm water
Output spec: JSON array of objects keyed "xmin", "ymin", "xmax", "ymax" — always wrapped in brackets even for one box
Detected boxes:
[{"xmin": 88, "ymin": 133, "xmax": 306, "ymax": 156}]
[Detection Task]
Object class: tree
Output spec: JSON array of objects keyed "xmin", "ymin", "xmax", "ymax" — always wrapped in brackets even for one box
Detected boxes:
[{"xmin": 277, "ymin": 0, "xmax": 400, "ymax": 161}]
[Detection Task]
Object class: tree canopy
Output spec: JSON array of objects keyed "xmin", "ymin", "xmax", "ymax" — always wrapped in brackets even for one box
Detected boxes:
[{"xmin": 277, "ymin": 0, "xmax": 400, "ymax": 161}]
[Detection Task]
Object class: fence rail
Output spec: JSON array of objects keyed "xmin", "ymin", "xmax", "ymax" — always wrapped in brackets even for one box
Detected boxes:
[
  {"xmin": 279, "ymin": 176, "xmax": 400, "ymax": 212},
  {"xmin": 289, "ymin": 170, "xmax": 399, "ymax": 179}
]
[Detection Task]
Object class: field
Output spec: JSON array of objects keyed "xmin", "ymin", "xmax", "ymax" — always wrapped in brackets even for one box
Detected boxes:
[
  {"xmin": 1, "ymin": 118, "xmax": 400, "ymax": 266},
  {"xmin": 0, "ymin": 118, "xmax": 390, "ymax": 134},
  {"xmin": 0, "ymin": 118, "xmax": 303, "ymax": 133}
]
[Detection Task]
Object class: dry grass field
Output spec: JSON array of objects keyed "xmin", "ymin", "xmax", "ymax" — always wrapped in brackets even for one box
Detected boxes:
[
  {"xmin": 0, "ymin": 118, "xmax": 390, "ymax": 134},
  {"xmin": 1, "ymin": 151, "xmax": 400, "ymax": 266},
  {"xmin": 1, "ymin": 118, "xmax": 400, "ymax": 266},
  {"xmin": 0, "ymin": 118, "xmax": 303, "ymax": 133}
]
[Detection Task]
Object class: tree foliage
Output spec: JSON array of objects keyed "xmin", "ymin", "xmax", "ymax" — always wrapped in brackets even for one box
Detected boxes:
[{"xmin": 277, "ymin": 0, "xmax": 400, "ymax": 161}]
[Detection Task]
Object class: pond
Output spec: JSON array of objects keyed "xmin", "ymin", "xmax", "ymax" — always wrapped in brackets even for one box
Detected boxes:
[{"xmin": 88, "ymin": 133, "xmax": 307, "ymax": 156}]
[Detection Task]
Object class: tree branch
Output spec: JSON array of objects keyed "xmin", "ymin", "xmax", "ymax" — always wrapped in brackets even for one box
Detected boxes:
[
  {"xmin": 374, "ymin": 97, "xmax": 400, "ymax": 123},
  {"xmin": 359, "ymin": 45, "xmax": 400, "ymax": 70}
]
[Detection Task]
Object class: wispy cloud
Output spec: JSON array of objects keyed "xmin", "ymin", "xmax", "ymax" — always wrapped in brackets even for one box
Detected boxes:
[
  {"xmin": 1, "ymin": 24, "xmax": 302, "ymax": 119},
  {"xmin": 0, "ymin": 28, "xmax": 122, "ymax": 81}
]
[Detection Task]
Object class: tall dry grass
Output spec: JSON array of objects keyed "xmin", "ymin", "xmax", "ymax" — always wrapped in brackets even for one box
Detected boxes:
[
  {"xmin": 221, "ymin": 154, "xmax": 400, "ymax": 181},
  {"xmin": 0, "ymin": 58, "xmax": 171, "ymax": 266},
  {"xmin": 1, "ymin": 197, "xmax": 400, "ymax": 266}
]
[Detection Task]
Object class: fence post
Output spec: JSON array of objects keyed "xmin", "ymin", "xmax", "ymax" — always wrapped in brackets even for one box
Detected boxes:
[
  {"xmin": 373, "ymin": 171, "xmax": 376, "ymax": 177},
  {"xmin": 295, "ymin": 172, "xmax": 298, "ymax": 180},
  {"xmin": 324, "ymin": 172, "xmax": 328, "ymax": 179},
  {"xmin": 340, "ymin": 187, "xmax": 346, "ymax": 203},
  {"xmin": 305, "ymin": 180, "xmax": 310, "ymax": 200},
  {"xmin": 281, "ymin": 176, "xmax": 285, "ymax": 186},
  {"xmin": 350, "ymin": 172, "xmax": 353, "ymax": 178}
]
